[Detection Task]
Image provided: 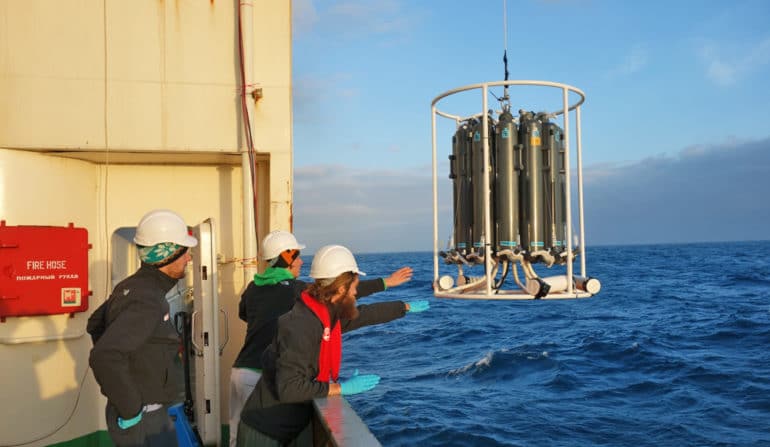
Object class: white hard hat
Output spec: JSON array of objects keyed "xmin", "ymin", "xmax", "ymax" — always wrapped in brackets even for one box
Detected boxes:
[
  {"xmin": 133, "ymin": 209, "xmax": 198, "ymax": 247},
  {"xmin": 309, "ymin": 245, "xmax": 366, "ymax": 279},
  {"xmin": 261, "ymin": 230, "xmax": 305, "ymax": 260}
]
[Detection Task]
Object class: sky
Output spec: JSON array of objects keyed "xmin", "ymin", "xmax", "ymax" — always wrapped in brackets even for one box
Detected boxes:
[{"xmin": 290, "ymin": 0, "xmax": 770, "ymax": 253}]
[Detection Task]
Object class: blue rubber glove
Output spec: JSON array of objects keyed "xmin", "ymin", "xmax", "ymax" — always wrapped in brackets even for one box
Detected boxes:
[
  {"xmin": 117, "ymin": 410, "xmax": 143, "ymax": 430},
  {"xmin": 406, "ymin": 300, "xmax": 430, "ymax": 313},
  {"xmin": 340, "ymin": 369, "xmax": 380, "ymax": 396}
]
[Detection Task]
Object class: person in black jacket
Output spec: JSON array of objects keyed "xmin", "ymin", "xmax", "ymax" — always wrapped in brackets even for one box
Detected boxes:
[
  {"xmin": 236, "ymin": 244, "xmax": 429, "ymax": 446},
  {"xmin": 87, "ymin": 209, "xmax": 198, "ymax": 447},
  {"xmin": 228, "ymin": 231, "xmax": 412, "ymax": 447}
]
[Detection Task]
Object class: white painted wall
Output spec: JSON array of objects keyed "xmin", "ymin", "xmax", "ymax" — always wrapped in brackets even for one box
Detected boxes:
[{"xmin": 0, "ymin": 1, "xmax": 293, "ymax": 444}]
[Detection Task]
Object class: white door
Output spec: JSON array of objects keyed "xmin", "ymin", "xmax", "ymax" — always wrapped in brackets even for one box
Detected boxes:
[{"xmin": 191, "ymin": 218, "xmax": 221, "ymax": 446}]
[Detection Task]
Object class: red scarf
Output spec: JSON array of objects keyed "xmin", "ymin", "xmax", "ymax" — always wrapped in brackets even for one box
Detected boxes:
[{"xmin": 300, "ymin": 291, "xmax": 341, "ymax": 382}]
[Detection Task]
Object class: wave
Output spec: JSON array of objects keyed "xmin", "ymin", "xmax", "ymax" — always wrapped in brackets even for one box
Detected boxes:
[
  {"xmin": 726, "ymin": 272, "xmax": 770, "ymax": 287},
  {"xmin": 445, "ymin": 347, "xmax": 554, "ymax": 378},
  {"xmin": 346, "ymin": 243, "xmax": 770, "ymax": 446}
]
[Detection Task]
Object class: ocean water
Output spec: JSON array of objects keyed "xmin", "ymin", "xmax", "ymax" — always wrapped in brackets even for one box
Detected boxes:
[{"xmin": 336, "ymin": 241, "xmax": 770, "ymax": 447}]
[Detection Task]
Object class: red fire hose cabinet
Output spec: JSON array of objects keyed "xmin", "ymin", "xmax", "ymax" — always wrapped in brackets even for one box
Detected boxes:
[{"xmin": 0, "ymin": 222, "xmax": 91, "ymax": 321}]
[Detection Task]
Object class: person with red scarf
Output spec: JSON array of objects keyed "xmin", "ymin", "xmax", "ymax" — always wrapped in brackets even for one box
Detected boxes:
[
  {"xmin": 228, "ymin": 231, "xmax": 412, "ymax": 447},
  {"xmin": 236, "ymin": 245, "xmax": 429, "ymax": 446}
]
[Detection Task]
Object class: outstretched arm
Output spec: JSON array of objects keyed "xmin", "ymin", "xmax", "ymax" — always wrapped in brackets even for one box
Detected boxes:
[
  {"xmin": 383, "ymin": 267, "xmax": 413, "ymax": 289},
  {"xmin": 341, "ymin": 301, "xmax": 407, "ymax": 332},
  {"xmin": 356, "ymin": 267, "xmax": 414, "ymax": 299},
  {"xmin": 340, "ymin": 298, "xmax": 430, "ymax": 333}
]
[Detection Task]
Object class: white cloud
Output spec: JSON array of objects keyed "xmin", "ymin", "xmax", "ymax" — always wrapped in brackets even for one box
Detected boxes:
[
  {"xmin": 607, "ymin": 45, "xmax": 649, "ymax": 78},
  {"xmin": 293, "ymin": 0, "xmax": 417, "ymax": 46},
  {"xmin": 328, "ymin": 0, "xmax": 411, "ymax": 35},
  {"xmin": 699, "ymin": 37, "xmax": 770, "ymax": 86},
  {"xmin": 584, "ymin": 137, "xmax": 770, "ymax": 245},
  {"xmin": 294, "ymin": 164, "xmax": 446, "ymax": 253},
  {"xmin": 293, "ymin": 73, "xmax": 358, "ymax": 125},
  {"xmin": 294, "ymin": 0, "xmax": 417, "ymax": 45},
  {"xmin": 605, "ymin": 44, "xmax": 649, "ymax": 78},
  {"xmin": 293, "ymin": 138, "xmax": 770, "ymax": 253},
  {"xmin": 292, "ymin": 0, "xmax": 319, "ymax": 38}
]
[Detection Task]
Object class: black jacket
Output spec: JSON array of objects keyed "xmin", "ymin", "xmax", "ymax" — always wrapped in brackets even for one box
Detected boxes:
[
  {"xmin": 87, "ymin": 264, "xmax": 181, "ymax": 418},
  {"xmin": 240, "ymin": 297, "xmax": 407, "ymax": 443},
  {"xmin": 233, "ymin": 277, "xmax": 387, "ymax": 370}
]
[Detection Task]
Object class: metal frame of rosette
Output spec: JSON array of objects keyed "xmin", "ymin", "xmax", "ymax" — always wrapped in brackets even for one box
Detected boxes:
[{"xmin": 431, "ymin": 80, "xmax": 601, "ymax": 300}]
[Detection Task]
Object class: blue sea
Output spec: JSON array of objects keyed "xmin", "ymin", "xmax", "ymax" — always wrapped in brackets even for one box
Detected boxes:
[{"xmin": 336, "ymin": 241, "xmax": 770, "ymax": 447}]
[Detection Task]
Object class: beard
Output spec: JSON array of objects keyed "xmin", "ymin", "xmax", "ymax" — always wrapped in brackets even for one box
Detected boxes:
[{"xmin": 334, "ymin": 294, "xmax": 359, "ymax": 320}]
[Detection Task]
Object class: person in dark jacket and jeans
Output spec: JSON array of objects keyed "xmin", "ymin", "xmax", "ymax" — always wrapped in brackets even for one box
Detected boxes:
[
  {"xmin": 87, "ymin": 209, "xmax": 198, "ymax": 447},
  {"xmin": 228, "ymin": 231, "xmax": 413, "ymax": 446},
  {"xmin": 236, "ymin": 245, "xmax": 429, "ymax": 446}
]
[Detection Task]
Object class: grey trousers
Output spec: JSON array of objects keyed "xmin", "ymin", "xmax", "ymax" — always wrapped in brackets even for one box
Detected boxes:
[{"xmin": 105, "ymin": 403, "xmax": 178, "ymax": 447}]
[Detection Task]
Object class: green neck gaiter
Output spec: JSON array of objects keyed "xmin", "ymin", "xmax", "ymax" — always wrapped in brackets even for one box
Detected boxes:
[{"xmin": 253, "ymin": 267, "xmax": 295, "ymax": 286}]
